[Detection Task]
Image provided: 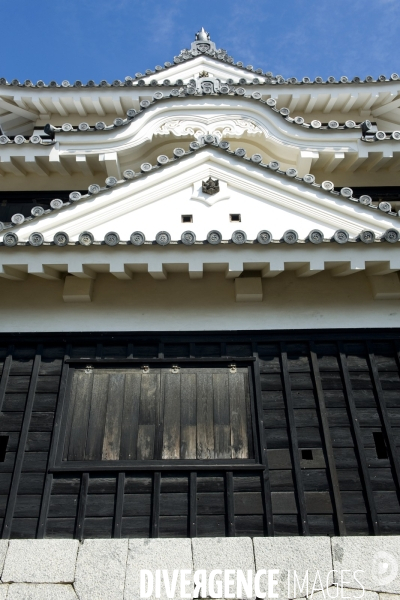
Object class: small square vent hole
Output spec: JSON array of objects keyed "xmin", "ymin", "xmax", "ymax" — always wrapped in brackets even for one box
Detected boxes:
[
  {"xmin": 181, "ymin": 215, "xmax": 193, "ymax": 223},
  {"xmin": 0, "ymin": 436, "xmax": 9, "ymax": 462},
  {"xmin": 301, "ymin": 449, "xmax": 313, "ymax": 460},
  {"xmin": 230, "ymin": 214, "xmax": 241, "ymax": 222}
]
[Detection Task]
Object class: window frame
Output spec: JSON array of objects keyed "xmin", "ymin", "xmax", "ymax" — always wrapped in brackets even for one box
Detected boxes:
[{"xmin": 48, "ymin": 357, "xmax": 264, "ymax": 472}]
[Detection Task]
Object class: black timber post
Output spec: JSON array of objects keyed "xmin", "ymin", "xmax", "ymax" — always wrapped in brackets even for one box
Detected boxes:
[
  {"xmin": 338, "ymin": 342, "xmax": 380, "ymax": 534},
  {"xmin": 251, "ymin": 343, "xmax": 274, "ymax": 536},
  {"xmin": 2, "ymin": 345, "xmax": 42, "ymax": 539},
  {"xmin": 280, "ymin": 342, "xmax": 309, "ymax": 535},
  {"xmin": 309, "ymin": 342, "xmax": 346, "ymax": 535},
  {"xmin": 37, "ymin": 345, "xmax": 71, "ymax": 538}
]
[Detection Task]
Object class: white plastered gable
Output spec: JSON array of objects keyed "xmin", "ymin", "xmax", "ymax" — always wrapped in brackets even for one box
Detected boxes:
[
  {"xmin": 138, "ymin": 55, "xmax": 263, "ymax": 85},
  {"xmin": 5, "ymin": 147, "xmax": 396, "ymax": 244}
]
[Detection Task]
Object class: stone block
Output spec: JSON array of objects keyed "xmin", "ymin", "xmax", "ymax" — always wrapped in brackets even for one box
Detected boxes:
[
  {"xmin": 7, "ymin": 583, "xmax": 77, "ymax": 599},
  {"xmin": 253, "ymin": 537, "xmax": 333, "ymax": 600},
  {"xmin": 192, "ymin": 537, "xmax": 255, "ymax": 599},
  {"xmin": 312, "ymin": 588, "xmax": 378, "ymax": 600},
  {"xmin": 2, "ymin": 540, "xmax": 79, "ymax": 583},
  {"xmin": 74, "ymin": 539, "xmax": 128, "ymax": 600},
  {"xmin": 0, "ymin": 541, "xmax": 8, "ymax": 578},
  {"xmin": 369, "ymin": 274, "xmax": 400, "ymax": 300},
  {"xmin": 124, "ymin": 539, "xmax": 192, "ymax": 600},
  {"xmin": 332, "ymin": 537, "xmax": 400, "ymax": 594},
  {"xmin": 235, "ymin": 277, "xmax": 263, "ymax": 301},
  {"xmin": 0, "ymin": 585, "xmax": 8, "ymax": 600},
  {"xmin": 63, "ymin": 276, "xmax": 93, "ymax": 302}
]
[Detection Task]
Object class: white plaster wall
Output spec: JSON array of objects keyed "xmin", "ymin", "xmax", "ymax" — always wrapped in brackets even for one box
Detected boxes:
[{"xmin": 0, "ymin": 270, "xmax": 398, "ymax": 332}]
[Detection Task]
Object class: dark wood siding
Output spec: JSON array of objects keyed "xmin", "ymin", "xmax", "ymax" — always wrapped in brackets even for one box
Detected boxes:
[{"xmin": 0, "ymin": 330, "xmax": 398, "ymax": 539}]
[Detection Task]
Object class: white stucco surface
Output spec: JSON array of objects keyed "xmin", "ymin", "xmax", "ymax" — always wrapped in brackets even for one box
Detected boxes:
[{"xmin": 0, "ymin": 269, "xmax": 398, "ymax": 332}]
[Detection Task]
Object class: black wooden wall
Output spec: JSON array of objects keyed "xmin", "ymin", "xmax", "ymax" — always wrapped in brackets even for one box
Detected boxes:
[{"xmin": 0, "ymin": 330, "xmax": 399, "ymax": 539}]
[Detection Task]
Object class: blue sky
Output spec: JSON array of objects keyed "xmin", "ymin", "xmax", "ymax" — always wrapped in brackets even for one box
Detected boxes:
[{"xmin": 2, "ymin": 0, "xmax": 400, "ymax": 82}]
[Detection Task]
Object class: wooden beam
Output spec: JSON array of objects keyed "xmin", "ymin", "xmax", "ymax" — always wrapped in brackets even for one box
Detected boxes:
[
  {"xmin": 99, "ymin": 152, "xmax": 121, "ymax": 179},
  {"xmin": 324, "ymin": 152, "xmax": 345, "ymax": 173},
  {"xmin": 75, "ymin": 473, "xmax": 89, "ymax": 540},
  {"xmin": 251, "ymin": 351, "xmax": 274, "ymax": 536},
  {"xmin": 0, "ymin": 266, "xmax": 28, "ymax": 281},
  {"xmin": 331, "ymin": 261, "xmax": 365, "ymax": 277},
  {"xmin": 225, "ymin": 471, "xmax": 235, "ymax": 537},
  {"xmin": 280, "ymin": 342, "xmax": 309, "ymax": 535},
  {"xmin": 296, "ymin": 261, "xmax": 324, "ymax": 278},
  {"xmin": 113, "ymin": 472, "xmax": 125, "ymax": 538},
  {"xmin": 0, "ymin": 157, "xmax": 26, "ymax": 177},
  {"xmin": 309, "ymin": 342, "xmax": 346, "ymax": 535},
  {"xmin": 262, "ymin": 261, "xmax": 284, "ymax": 278},
  {"xmin": 76, "ymin": 155, "xmax": 94, "ymax": 176},
  {"xmin": 151, "ymin": 471, "xmax": 161, "ymax": 537},
  {"xmin": 29, "ymin": 265, "xmax": 62, "ymax": 280},
  {"xmin": 338, "ymin": 342, "xmax": 379, "ymax": 534},
  {"xmin": 50, "ymin": 97, "xmax": 69, "ymax": 117},
  {"xmin": 91, "ymin": 97, "xmax": 106, "ymax": 116},
  {"xmin": 189, "ymin": 472, "xmax": 197, "ymax": 537},
  {"xmin": 2, "ymin": 347, "xmax": 42, "ymax": 539},
  {"xmin": 0, "ymin": 97, "xmax": 38, "ymax": 121},
  {"xmin": 72, "ymin": 97, "xmax": 87, "ymax": 117},
  {"xmin": 24, "ymin": 157, "xmax": 50, "ymax": 177},
  {"xmin": 0, "ymin": 347, "xmax": 13, "ymax": 413},
  {"xmin": 372, "ymin": 95, "xmax": 400, "ymax": 117}
]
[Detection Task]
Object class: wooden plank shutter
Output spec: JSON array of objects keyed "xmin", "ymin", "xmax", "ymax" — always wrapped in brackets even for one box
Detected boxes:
[{"xmin": 62, "ymin": 365, "xmax": 252, "ymax": 462}]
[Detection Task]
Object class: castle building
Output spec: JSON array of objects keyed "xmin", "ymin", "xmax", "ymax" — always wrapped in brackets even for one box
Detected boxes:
[{"xmin": 0, "ymin": 28, "xmax": 400, "ymax": 541}]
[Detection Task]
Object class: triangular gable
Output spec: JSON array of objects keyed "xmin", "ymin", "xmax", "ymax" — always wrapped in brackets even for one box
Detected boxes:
[{"xmin": 2, "ymin": 145, "xmax": 397, "ymax": 246}]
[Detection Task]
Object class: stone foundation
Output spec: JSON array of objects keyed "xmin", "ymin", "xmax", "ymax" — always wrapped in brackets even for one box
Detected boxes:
[{"xmin": 0, "ymin": 537, "xmax": 397, "ymax": 599}]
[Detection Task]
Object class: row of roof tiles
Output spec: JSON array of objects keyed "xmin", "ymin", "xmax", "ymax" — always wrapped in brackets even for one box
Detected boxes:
[
  {"xmin": 2, "ymin": 228, "xmax": 399, "ymax": 247},
  {"xmin": 0, "ymin": 138, "xmax": 398, "ymax": 232},
  {"xmin": 1, "ymin": 74, "xmax": 399, "ymax": 88}
]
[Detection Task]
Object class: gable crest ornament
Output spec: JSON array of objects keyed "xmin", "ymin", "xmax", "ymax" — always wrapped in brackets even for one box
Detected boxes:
[
  {"xmin": 202, "ymin": 177, "xmax": 220, "ymax": 195},
  {"xmin": 191, "ymin": 28, "xmax": 217, "ymax": 54}
]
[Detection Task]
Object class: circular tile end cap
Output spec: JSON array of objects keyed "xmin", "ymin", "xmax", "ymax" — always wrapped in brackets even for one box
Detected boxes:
[
  {"xmin": 181, "ymin": 231, "xmax": 196, "ymax": 245},
  {"xmin": 11, "ymin": 213, "xmax": 24, "ymax": 225},
  {"xmin": 69, "ymin": 191, "xmax": 82, "ymax": 202},
  {"xmin": 308, "ymin": 229, "xmax": 324, "ymax": 244},
  {"xmin": 359, "ymin": 230, "xmax": 375, "ymax": 244},
  {"xmin": 31, "ymin": 206, "xmax": 44, "ymax": 217},
  {"xmin": 283, "ymin": 230, "xmax": 298, "ymax": 244},
  {"xmin": 3, "ymin": 232, "xmax": 18, "ymax": 247},
  {"xmin": 383, "ymin": 228, "xmax": 400, "ymax": 243},
  {"xmin": 50, "ymin": 198, "xmax": 63, "ymax": 210},
  {"xmin": 79, "ymin": 231, "xmax": 94, "ymax": 246},
  {"xmin": 322, "ymin": 181, "xmax": 334, "ymax": 191},
  {"xmin": 232, "ymin": 230, "xmax": 247, "ymax": 244},
  {"xmin": 340, "ymin": 187, "xmax": 353, "ymax": 198},
  {"xmin": 29, "ymin": 232, "xmax": 44, "ymax": 246},
  {"xmin": 130, "ymin": 231, "xmax": 145, "ymax": 246},
  {"xmin": 207, "ymin": 230, "xmax": 222, "ymax": 245},
  {"xmin": 333, "ymin": 229, "xmax": 349, "ymax": 244},
  {"xmin": 105, "ymin": 176, "xmax": 118, "ymax": 187},
  {"xmin": 54, "ymin": 231, "xmax": 69, "ymax": 246},
  {"xmin": 257, "ymin": 230, "xmax": 272, "ymax": 244},
  {"xmin": 156, "ymin": 231, "xmax": 171, "ymax": 246},
  {"xmin": 104, "ymin": 231, "xmax": 120, "ymax": 246}
]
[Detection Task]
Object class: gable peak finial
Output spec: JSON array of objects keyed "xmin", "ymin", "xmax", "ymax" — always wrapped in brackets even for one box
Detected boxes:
[{"xmin": 195, "ymin": 27, "xmax": 210, "ymax": 42}]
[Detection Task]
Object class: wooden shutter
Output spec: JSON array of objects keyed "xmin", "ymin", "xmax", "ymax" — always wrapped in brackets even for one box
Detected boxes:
[{"xmin": 62, "ymin": 365, "xmax": 253, "ymax": 462}]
